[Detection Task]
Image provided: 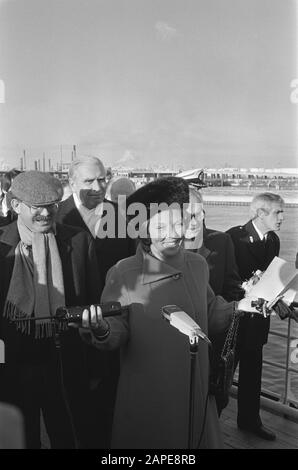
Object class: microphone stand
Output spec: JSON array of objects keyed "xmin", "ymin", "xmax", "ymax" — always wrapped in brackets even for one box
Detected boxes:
[{"xmin": 188, "ymin": 335, "xmax": 199, "ymax": 449}]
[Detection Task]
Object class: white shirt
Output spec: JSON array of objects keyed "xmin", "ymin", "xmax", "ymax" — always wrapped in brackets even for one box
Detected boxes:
[
  {"xmin": 73, "ymin": 193, "xmax": 104, "ymax": 238},
  {"xmin": 1, "ymin": 193, "xmax": 9, "ymax": 217},
  {"xmin": 252, "ymin": 220, "xmax": 268, "ymax": 242}
]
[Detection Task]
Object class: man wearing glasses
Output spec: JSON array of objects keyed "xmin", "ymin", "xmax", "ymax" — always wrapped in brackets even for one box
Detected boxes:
[
  {"xmin": 184, "ymin": 186, "xmax": 244, "ymax": 415},
  {"xmin": 0, "ymin": 171, "xmax": 103, "ymax": 448},
  {"xmin": 56, "ymin": 156, "xmax": 135, "ymax": 448}
]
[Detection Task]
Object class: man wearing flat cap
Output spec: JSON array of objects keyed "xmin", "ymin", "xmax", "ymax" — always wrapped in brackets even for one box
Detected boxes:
[{"xmin": 0, "ymin": 171, "xmax": 106, "ymax": 449}]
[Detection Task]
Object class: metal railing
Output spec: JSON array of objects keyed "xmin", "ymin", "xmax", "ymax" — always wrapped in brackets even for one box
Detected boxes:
[
  {"xmin": 263, "ymin": 318, "xmax": 298, "ymax": 407},
  {"xmin": 233, "ymin": 318, "xmax": 298, "ymax": 420}
]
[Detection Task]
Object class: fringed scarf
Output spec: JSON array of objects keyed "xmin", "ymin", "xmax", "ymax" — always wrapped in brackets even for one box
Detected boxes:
[{"xmin": 3, "ymin": 219, "xmax": 66, "ymax": 338}]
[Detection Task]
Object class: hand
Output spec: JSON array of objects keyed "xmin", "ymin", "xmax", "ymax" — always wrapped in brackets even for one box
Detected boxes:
[
  {"xmin": 273, "ymin": 299, "xmax": 298, "ymax": 323},
  {"xmin": 236, "ymin": 296, "xmax": 261, "ymax": 314},
  {"xmin": 74, "ymin": 304, "xmax": 110, "ymax": 338}
]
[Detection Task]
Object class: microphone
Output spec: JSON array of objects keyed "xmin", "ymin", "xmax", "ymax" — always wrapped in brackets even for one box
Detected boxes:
[
  {"xmin": 55, "ymin": 301, "xmax": 123, "ymax": 323},
  {"xmin": 10, "ymin": 301, "xmax": 123, "ymax": 324},
  {"xmin": 161, "ymin": 305, "xmax": 211, "ymax": 346}
]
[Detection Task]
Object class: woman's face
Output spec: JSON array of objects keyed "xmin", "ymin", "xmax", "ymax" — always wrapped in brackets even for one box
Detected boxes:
[{"xmin": 149, "ymin": 207, "xmax": 184, "ymax": 259}]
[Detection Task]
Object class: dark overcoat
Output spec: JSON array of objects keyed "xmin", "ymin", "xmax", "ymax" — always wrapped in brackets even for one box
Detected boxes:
[
  {"xmin": 227, "ymin": 220, "xmax": 280, "ymax": 348},
  {"xmin": 55, "ymin": 195, "xmax": 135, "ymax": 282},
  {"xmin": 96, "ymin": 246, "xmax": 235, "ymax": 449},
  {"xmin": 198, "ymin": 227, "xmax": 243, "ymax": 301},
  {"xmin": 55, "ymin": 195, "xmax": 136, "ymax": 446},
  {"xmin": 0, "ymin": 221, "xmax": 103, "ymax": 447}
]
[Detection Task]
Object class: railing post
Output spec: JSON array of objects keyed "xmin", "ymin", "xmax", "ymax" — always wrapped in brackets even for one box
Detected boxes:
[{"xmin": 283, "ymin": 318, "xmax": 292, "ymax": 405}]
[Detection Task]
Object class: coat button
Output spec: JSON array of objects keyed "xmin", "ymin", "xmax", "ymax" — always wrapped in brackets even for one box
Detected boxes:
[{"xmin": 173, "ymin": 273, "xmax": 181, "ymax": 280}]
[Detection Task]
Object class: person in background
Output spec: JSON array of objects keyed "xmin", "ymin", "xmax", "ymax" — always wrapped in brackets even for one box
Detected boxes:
[
  {"xmin": 226, "ymin": 192, "xmax": 285, "ymax": 441},
  {"xmin": 61, "ymin": 180, "xmax": 72, "ymax": 201},
  {"xmin": 55, "ymin": 155, "xmax": 135, "ymax": 447},
  {"xmin": 184, "ymin": 186, "xmax": 244, "ymax": 415},
  {"xmin": 184, "ymin": 187, "xmax": 243, "ymax": 302},
  {"xmin": 56, "ymin": 156, "xmax": 135, "ymax": 281},
  {"xmin": 106, "ymin": 176, "xmax": 136, "ymax": 204},
  {"xmin": 105, "ymin": 167, "xmax": 113, "ymax": 184},
  {"xmin": 0, "ymin": 169, "xmax": 22, "ymax": 226},
  {"xmin": 0, "ymin": 171, "xmax": 104, "ymax": 449}
]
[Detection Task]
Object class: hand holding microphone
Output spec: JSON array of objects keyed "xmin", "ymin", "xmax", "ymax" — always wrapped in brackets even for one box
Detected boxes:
[
  {"xmin": 66, "ymin": 301, "xmax": 123, "ymax": 339},
  {"xmin": 161, "ymin": 305, "xmax": 211, "ymax": 346},
  {"xmin": 70, "ymin": 304, "xmax": 110, "ymax": 340}
]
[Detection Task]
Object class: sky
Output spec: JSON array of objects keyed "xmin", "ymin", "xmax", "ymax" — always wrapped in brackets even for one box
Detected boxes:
[{"xmin": 0, "ymin": 0, "xmax": 297, "ymax": 170}]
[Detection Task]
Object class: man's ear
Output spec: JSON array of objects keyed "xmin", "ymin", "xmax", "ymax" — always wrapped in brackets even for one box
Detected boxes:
[
  {"xmin": 256, "ymin": 208, "xmax": 265, "ymax": 220},
  {"xmin": 68, "ymin": 177, "xmax": 75, "ymax": 191},
  {"xmin": 10, "ymin": 198, "xmax": 21, "ymax": 214}
]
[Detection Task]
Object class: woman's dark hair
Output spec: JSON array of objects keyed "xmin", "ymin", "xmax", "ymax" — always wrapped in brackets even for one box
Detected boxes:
[{"xmin": 127, "ymin": 176, "xmax": 189, "ymax": 208}]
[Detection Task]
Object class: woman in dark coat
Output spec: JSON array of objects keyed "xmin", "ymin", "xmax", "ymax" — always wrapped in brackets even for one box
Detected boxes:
[{"xmin": 87, "ymin": 177, "xmax": 251, "ymax": 449}]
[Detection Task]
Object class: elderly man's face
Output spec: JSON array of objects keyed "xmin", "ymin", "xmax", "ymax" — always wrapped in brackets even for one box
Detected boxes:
[
  {"xmin": 70, "ymin": 162, "xmax": 107, "ymax": 209},
  {"xmin": 13, "ymin": 200, "xmax": 58, "ymax": 233},
  {"xmin": 259, "ymin": 202, "xmax": 284, "ymax": 233}
]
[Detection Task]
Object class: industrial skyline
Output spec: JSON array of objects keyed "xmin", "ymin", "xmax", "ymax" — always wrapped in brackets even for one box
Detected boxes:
[{"xmin": 0, "ymin": 0, "xmax": 297, "ymax": 170}]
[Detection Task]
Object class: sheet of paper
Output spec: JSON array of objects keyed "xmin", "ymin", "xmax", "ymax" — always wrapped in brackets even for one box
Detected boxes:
[
  {"xmin": 280, "ymin": 274, "xmax": 298, "ymax": 304},
  {"xmin": 248, "ymin": 256, "xmax": 298, "ymax": 302}
]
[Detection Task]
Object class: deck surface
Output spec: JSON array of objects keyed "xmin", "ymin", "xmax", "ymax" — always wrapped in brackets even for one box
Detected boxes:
[
  {"xmin": 41, "ymin": 395, "xmax": 298, "ymax": 449},
  {"xmin": 221, "ymin": 396, "xmax": 298, "ymax": 449}
]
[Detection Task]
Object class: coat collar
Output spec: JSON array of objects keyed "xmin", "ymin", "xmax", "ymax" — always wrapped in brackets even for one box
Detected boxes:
[
  {"xmin": 0, "ymin": 221, "xmax": 20, "ymax": 247},
  {"xmin": 0, "ymin": 221, "xmax": 73, "ymax": 252},
  {"xmin": 242, "ymin": 220, "xmax": 268, "ymax": 266},
  {"xmin": 196, "ymin": 226, "xmax": 212, "ymax": 259},
  {"xmin": 136, "ymin": 245, "xmax": 183, "ymax": 285},
  {"xmin": 244, "ymin": 220, "xmax": 262, "ymax": 243},
  {"xmin": 55, "ymin": 223, "xmax": 78, "ymax": 254},
  {"xmin": 63, "ymin": 195, "xmax": 87, "ymax": 230},
  {"xmin": 198, "ymin": 244, "xmax": 211, "ymax": 259},
  {"xmin": 63, "ymin": 195, "xmax": 116, "ymax": 240},
  {"xmin": 242, "ymin": 220, "xmax": 279, "ymax": 272}
]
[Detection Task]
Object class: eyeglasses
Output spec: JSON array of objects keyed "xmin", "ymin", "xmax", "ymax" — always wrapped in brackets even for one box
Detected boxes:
[
  {"xmin": 189, "ymin": 211, "xmax": 204, "ymax": 221},
  {"xmin": 22, "ymin": 202, "xmax": 59, "ymax": 214}
]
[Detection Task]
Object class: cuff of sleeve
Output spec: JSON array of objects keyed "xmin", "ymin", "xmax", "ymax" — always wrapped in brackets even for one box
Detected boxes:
[{"xmin": 92, "ymin": 322, "xmax": 111, "ymax": 341}]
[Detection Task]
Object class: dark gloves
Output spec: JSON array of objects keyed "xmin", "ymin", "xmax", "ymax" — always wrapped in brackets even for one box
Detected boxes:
[{"xmin": 272, "ymin": 299, "xmax": 298, "ymax": 323}]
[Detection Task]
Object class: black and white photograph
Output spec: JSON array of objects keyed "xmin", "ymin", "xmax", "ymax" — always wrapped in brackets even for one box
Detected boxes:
[{"xmin": 0, "ymin": 0, "xmax": 297, "ymax": 453}]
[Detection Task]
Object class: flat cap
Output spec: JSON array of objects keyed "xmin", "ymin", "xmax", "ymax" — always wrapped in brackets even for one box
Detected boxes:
[{"xmin": 10, "ymin": 171, "xmax": 63, "ymax": 206}]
